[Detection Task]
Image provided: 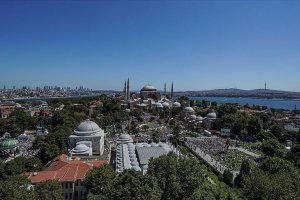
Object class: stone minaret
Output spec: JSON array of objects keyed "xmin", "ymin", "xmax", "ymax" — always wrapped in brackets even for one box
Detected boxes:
[
  {"xmin": 164, "ymin": 82, "xmax": 167, "ymax": 95},
  {"xmin": 124, "ymin": 80, "xmax": 127, "ymax": 101},
  {"xmin": 171, "ymin": 81, "xmax": 174, "ymax": 100},
  {"xmin": 127, "ymin": 78, "xmax": 130, "ymax": 101}
]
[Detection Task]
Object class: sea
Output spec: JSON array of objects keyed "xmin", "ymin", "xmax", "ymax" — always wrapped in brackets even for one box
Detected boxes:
[{"xmin": 189, "ymin": 97, "xmax": 300, "ymax": 110}]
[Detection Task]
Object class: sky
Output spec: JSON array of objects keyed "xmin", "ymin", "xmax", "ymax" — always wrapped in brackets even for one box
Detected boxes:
[{"xmin": 0, "ymin": 0, "xmax": 300, "ymax": 91}]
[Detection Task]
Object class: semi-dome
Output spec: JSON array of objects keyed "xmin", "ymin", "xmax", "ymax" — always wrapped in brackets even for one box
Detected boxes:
[
  {"xmin": 74, "ymin": 144, "xmax": 89, "ymax": 153},
  {"xmin": 141, "ymin": 85, "xmax": 157, "ymax": 92},
  {"xmin": 184, "ymin": 107, "xmax": 195, "ymax": 112},
  {"xmin": 74, "ymin": 120, "xmax": 101, "ymax": 136},
  {"xmin": 173, "ymin": 102, "xmax": 181, "ymax": 108},
  {"xmin": 0, "ymin": 139, "xmax": 19, "ymax": 150},
  {"xmin": 207, "ymin": 112, "xmax": 217, "ymax": 119}
]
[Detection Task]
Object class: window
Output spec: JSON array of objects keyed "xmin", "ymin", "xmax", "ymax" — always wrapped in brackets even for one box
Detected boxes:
[{"xmin": 69, "ymin": 193, "xmax": 72, "ymax": 199}]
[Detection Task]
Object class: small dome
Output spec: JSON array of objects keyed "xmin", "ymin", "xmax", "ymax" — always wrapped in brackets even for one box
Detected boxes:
[
  {"xmin": 207, "ymin": 112, "xmax": 217, "ymax": 119},
  {"xmin": 190, "ymin": 114, "xmax": 197, "ymax": 119},
  {"xmin": 74, "ymin": 144, "xmax": 89, "ymax": 153},
  {"xmin": 184, "ymin": 107, "xmax": 195, "ymax": 112},
  {"xmin": 133, "ymin": 166, "xmax": 141, "ymax": 171},
  {"xmin": 173, "ymin": 102, "xmax": 181, "ymax": 108},
  {"xmin": 153, "ymin": 102, "xmax": 163, "ymax": 108},
  {"xmin": 141, "ymin": 85, "xmax": 157, "ymax": 92},
  {"xmin": 131, "ymin": 161, "xmax": 139, "ymax": 166},
  {"xmin": 74, "ymin": 120, "xmax": 101, "ymax": 136},
  {"xmin": 118, "ymin": 134, "xmax": 133, "ymax": 143},
  {"xmin": 162, "ymin": 102, "xmax": 169, "ymax": 107},
  {"xmin": 0, "ymin": 139, "xmax": 18, "ymax": 149},
  {"xmin": 196, "ymin": 116, "xmax": 203, "ymax": 121}
]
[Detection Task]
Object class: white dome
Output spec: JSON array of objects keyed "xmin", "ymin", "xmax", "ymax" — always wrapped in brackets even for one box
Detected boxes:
[
  {"xmin": 74, "ymin": 120, "xmax": 101, "ymax": 136},
  {"xmin": 131, "ymin": 161, "xmax": 139, "ymax": 166},
  {"xmin": 162, "ymin": 102, "xmax": 169, "ymax": 107},
  {"xmin": 133, "ymin": 166, "xmax": 141, "ymax": 171},
  {"xmin": 207, "ymin": 112, "xmax": 217, "ymax": 119},
  {"xmin": 74, "ymin": 144, "xmax": 89, "ymax": 153},
  {"xmin": 184, "ymin": 107, "xmax": 195, "ymax": 112},
  {"xmin": 190, "ymin": 114, "xmax": 197, "ymax": 119},
  {"xmin": 153, "ymin": 102, "xmax": 163, "ymax": 108},
  {"xmin": 196, "ymin": 116, "xmax": 203, "ymax": 121},
  {"xmin": 117, "ymin": 134, "xmax": 133, "ymax": 143},
  {"xmin": 141, "ymin": 85, "xmax": 157, "ymax": 91},
  {"xmin": 173, "ymin": 102, "xmax": 181, "ymax": 108}
]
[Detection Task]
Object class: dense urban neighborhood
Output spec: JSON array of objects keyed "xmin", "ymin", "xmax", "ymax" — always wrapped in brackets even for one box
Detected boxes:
[{"xmin": 0, "ymin": 83, "xmax": 299, "ymax": 200}]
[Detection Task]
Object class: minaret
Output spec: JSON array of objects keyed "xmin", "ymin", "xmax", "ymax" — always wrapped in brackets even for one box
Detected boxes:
[
  {"xmin": 171, "ymin": 81, "xmax": 174, "ymax": 100},
  {"xmin": 124, "ymin": 80, "xmax": 127, "ymax": 101},
  {"xmin": 127, "ymin": 78, "xmax": 130, "ymax": 101},
  {"xmin": 164, "ymin": 82, "xmax": 167, "ymax": 95}
]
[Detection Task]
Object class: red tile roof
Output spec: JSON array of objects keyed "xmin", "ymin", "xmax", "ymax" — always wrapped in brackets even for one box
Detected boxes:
[{"xmin": 23, "ymin": 154, "xmax": 107, "ymax": 183}]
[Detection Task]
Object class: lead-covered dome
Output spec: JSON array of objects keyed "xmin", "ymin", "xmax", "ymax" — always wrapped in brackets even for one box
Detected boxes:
[
  {"xmin": 184, "ymin": 107, "xmax": 195, "ymax": 113},
  {"xmin": 117, "ymin": 134, "xmax": 133, "ymax": 143},
  {"xmin": 74, "ymin": 120, "xmax": 102, "ymax": 136},
  {"xmin": 141, "ymin": 85, "xmax": 157, "ymax": 92},
  {"xmin": 207, "ymin": 112, "xmax": 217, "ymax": 119},
  {"xmin": 173, "ymin": 102, "xmax": 181, "ymax": 108},
  {"xmin": 74, "ymin": 144, "xmax": 89, "ymax": 153}
]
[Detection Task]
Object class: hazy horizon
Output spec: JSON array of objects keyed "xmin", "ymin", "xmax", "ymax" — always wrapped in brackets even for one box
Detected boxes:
[{"xmin": 1, "ymin": 1, "xmax": 300, "ymax": 91}]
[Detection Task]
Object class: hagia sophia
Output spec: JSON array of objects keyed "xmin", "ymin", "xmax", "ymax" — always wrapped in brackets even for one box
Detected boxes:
[{"xmin": 121, "ymin": 78, "xmax": 181, "ymax": 110}]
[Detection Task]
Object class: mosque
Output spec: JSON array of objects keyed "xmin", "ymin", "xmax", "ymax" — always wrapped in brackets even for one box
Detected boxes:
[
  {"xmin": 68, "ymin": 120, "xmax": 106, "ymax": 157},
  {"xmin": 122, "ymin": 79, "xmax": 181, "ymax": 110}
]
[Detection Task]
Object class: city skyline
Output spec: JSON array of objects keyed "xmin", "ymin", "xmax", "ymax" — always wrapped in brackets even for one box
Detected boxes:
[{"xmin": 1, "ymin": 1, "xmax": 300, "ymax": 91}]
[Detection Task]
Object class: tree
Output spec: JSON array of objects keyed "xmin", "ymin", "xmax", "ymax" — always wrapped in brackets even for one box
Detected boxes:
[
  {"xmin": 0, "ymin": 175, "xmax": 36, "ymax": 200},
  {"xmin": 111, "ymin": 170, "xmax": 161, "ymax": 200},
  {"xmin": 147, "ymin": 154, "xmax": 205, "ymax": 200},
  {"xmin": 288, "ymin": 144, "xmax": 300, "ymax": 167},
  {"xmin": 222, "ymin": 170, "xmax": 234, "ymax": 187},
  {"xmin": 261, "ymin": 139, "xmax": 285, "ymax": 157},
  {"xmin": 39, "ymin": 143, "xmax": 60, "ymax": 164},
  {"xmin": 246, "ymin": 116, "xmax": 262, "ymax": 136},
  {"xmin": 83, "ymin": 164, "xmax": 117, "ymax": 198},
  {"xmin": 35, "ymin": 180, "xmax": 62, "ymax": 200}
]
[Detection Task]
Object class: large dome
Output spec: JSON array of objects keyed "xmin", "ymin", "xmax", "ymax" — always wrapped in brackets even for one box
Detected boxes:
[
  {"xmin": 141, "ymin": 85, "xmax": 157, "ymax": 92},
  {"xmin": 74, "ymin": 120, "xmax": 102, "ymax": 136}
]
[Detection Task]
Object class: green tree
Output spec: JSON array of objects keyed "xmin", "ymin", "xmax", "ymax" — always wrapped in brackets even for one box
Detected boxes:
[
  {"xmin": 35, "ymin": 180, "xmax": 62, "ymax": 200},
  {"xmin": 39, "ymin": 143, "xmax": 60, "ymax": 164},
  {"xmin": 222, "ymin": 170, "xmax": 234, "ymax": 187},
  {"xmin": 0, "ymin": 175, "xmax": 36, "ymax": 200},
  {"xmin": 111, "ymin": 170, "xmax": 161, "ymax": 200},
  {"xmin": 147, "ymin": 154, "xmax": 205, "ymax": 200},
  {"xmin": 83, "ymin": 164, "xmax": 117, "ymax": 198},
  {"xmin": 246, "ymin": 116, "xmax": 262, "ymax": 136},
  {"xmin": 261, "ymin": 139, "xmax": 285, "ymax": 157}
]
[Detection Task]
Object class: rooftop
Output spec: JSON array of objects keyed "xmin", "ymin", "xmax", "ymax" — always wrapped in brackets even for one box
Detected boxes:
[{"xmin": 23, "ymin": 154, "xmax": 107, "ymax": 183}]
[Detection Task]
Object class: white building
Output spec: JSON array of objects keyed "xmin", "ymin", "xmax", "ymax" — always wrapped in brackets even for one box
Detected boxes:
[{"xmin": 69, "ymin": 120, "xmax": 105, "ymax": 156}]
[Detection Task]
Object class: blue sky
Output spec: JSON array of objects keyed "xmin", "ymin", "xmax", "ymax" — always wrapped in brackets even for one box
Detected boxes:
[{"xmin": 0, "ymin": 1, "xmax": 300, "ymax": 91}]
